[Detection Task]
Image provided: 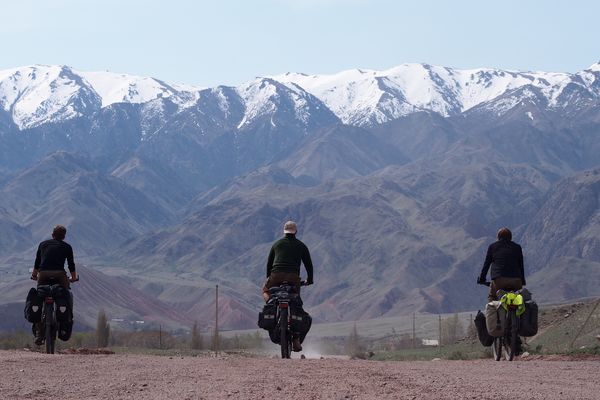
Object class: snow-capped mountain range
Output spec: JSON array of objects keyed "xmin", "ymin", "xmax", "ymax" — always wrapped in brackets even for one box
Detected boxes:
[
  {"xmin": 2, "ymin": 61, "xmax": 600, "ymax": 328},
  {"xmin": 1, "ymin": 62, "xmax": 600, "ymax": 130}
]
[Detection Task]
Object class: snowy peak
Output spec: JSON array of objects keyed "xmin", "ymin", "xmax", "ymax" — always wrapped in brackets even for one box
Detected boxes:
[
  {"xmin": 587, "ymin": 62, "xmax": 600, "ymax": 72},
  {"xmin": 2, "ymin": 62, "xmax": 600, "ymax": 130},
  {"xmin": 0, "ymin": 65, "xmax": 100, "ymax": 129},
  {"xmin": 78, "ymin": 71, "xmax": 199, "ymax": 108},
  {"xmin": 235, "ymin": 77, "xmax": 337, "ymax": 129},
  {"xmin": 272, "ymin": 63, "xmax": 597, "ymax": 126},
  {"xmin": 0, "ymin": 65, "xmax": 201, "ymax": 129}
]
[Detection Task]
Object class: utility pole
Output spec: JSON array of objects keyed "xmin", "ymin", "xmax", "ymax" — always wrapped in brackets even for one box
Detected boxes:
[
  {"xmin": 412, "ymin": 312, "xmax": 416, "ymax": 349},
  {"xmin": 159, "ymin": 324, "xmax": 162, "ymax": 349},
  {"xmin": 570, "ymin": 297, "xmax": 600, "ymax": 349},
  {"xmin": 469, "ymin": 313, "xmax": 473, "ymax": 336},
  {"xmin": 438, "ymin": 315, "xmax": 442, "ymax": 351},
  {"xmin": 214, "ymin": 284, "xmax": 219, "ymax": 354}
]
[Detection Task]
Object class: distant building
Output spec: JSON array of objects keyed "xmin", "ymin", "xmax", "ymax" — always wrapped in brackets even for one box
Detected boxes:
[{"xmin": 422, "ymin": 339, "xmax": 439, "ymax": 346}]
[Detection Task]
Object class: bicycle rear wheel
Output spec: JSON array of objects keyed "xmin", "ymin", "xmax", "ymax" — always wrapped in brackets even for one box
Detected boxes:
[
  {"xmin": 279, "ymin": 308, "xmax": 291, "ymax": 359},
  {"xmin": 507, "ymin": 311, "xmax": 519, "ymax": 361},
  {"xmin": 45, "ymin": 303, "xmax": 55, "ymax": 354}
]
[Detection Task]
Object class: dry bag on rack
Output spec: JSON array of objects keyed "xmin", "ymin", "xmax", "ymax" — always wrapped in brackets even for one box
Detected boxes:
[{"xmin": 485, "ymin": 301, "xmax": 505, "ymax": 337}]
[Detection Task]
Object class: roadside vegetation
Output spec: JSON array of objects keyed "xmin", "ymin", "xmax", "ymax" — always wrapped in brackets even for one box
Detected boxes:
[{"xmin": 1, "ymin": 298, "xmax": 598, "ymax": 360}]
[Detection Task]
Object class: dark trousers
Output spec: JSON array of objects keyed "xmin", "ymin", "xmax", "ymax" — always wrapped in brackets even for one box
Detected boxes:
[
  {"xmin": 489, "ymin": 277, "xmax": 523, "ymax": 302},
  {"xmin": 37, "ymin": 270, "xmax": 70, "ymax": 289},
  {"xmin": 262, "ymin": 272, "xmax": 301, "ymax": 297}
]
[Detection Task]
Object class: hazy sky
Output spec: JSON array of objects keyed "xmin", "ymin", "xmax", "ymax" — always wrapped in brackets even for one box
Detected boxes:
[{"xmin": 2, "ymin": 0, "xmax": 599, "ymax": 86}]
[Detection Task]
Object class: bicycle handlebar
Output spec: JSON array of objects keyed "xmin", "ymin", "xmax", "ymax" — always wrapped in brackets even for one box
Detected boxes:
[{"xmin": 30, "ymin": 275, "xmax": 79, "ymax": 282}]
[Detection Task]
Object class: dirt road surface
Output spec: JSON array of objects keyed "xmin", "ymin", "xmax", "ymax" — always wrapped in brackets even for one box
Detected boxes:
[{"xmin": 1, "ymin": 350, "xmax": 598, "ymax": 399}]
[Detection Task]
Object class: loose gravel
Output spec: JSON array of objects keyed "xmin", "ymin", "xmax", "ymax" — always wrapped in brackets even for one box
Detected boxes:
[{"xmin": 1, "ymin": 350, "xmax": 598, "ymax": 399}]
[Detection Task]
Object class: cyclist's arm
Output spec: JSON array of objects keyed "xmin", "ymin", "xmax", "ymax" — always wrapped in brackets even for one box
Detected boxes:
[
  {"xmin": 302, "ymin": 245, "xmax": 314, "ymax": 285},
  {"xmin": 66, "ymin": 244, "xmax": 76, "ymax": 274},
  {"xmin": 266, "ymin": 246, "xmax": 275, "ymax": 278},
  {"xmin": 518, "ymin": 245, "xmax": 526, "ymax": 286},
  {"xmin": 479, "ymin": 245, "xmax": 493, "ymax": 281},
  {"xmin": 32, "ymin": 244, "xmax": 42, "ymax": 278}
]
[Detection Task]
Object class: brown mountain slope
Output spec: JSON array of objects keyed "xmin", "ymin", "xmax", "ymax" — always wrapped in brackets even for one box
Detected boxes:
[{"xmin": 0, "ymin": 265, "xmax": 193, "ymax": 330}]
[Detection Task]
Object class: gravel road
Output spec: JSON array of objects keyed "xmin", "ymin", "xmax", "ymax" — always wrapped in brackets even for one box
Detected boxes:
[{"xmin": 1, "ymin": 350, "xmax": 598, "ymax": 399}]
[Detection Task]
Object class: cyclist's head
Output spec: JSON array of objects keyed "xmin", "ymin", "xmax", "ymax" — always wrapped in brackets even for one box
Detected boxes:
[
  {"xmin": 52, "ymin": 225, "xmax": 67, "ymax": 241},
  {"xmin": 283, "ymin": 220, "xmax": 297, "ymax": 235},
  {"xmin": 497, "ymin": 227, "xmax": 512, "ymax": 241}
]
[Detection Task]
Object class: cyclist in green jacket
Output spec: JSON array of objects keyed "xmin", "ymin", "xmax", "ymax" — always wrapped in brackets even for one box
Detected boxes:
[
  {"xmin": 262, "ymin": 221, "xmax": 314, "ymax": 351},
  {"xmin": 263, "ymin": 221, "xmax": 314, "ymax": 301}
]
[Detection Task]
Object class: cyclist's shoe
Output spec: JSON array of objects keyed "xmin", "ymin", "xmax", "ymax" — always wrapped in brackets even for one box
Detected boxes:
[
  {"xmin": 292, "ymin": 337, "xmax": 302, "ymax": 352},
  {"xmin": 33, "ymin": 324, "xmax": 44, "ymax": 345}
]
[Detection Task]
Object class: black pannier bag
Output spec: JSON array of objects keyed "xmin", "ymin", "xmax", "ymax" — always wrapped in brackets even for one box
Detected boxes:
[
  {"xmin": 55, "ymin": 287, "xmax": 74, "ymax": 341},
  {"xmin": 519, "ymin": 300, "xmax": 538, "ymax": 337},
  {"xmin": 290, "ymin": 300, "xmax": 312, "ymax": 344},
  {"xmin": 58, "ymin": 320, "xmax": 73, "ymax": 342},
  {"xmin": 24, "ymin": 288, "xmax": 42, "ymax": 323},
  {"xmin": 54, "ymin": 286, "xmax": 73, "ymax": 323},
  {"xmin": 257, "ymin": 302, "xmax": 277, "ymax": 330},
  {"xmin": 36, "ymin": 285, "xmax": 74, "ymax": 341},
  {"xmin": 474, "ymin": 310, "xmax": 494, "ymax": 347},
  {"xmin": 268, "ymin": 328, "xmax": 280, "ymax": 344}
]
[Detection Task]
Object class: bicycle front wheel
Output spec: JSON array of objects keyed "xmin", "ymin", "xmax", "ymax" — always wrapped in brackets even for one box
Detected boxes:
[{"xmin": 492, "ymin": 337, "xmax": 503, "ymax": 361}]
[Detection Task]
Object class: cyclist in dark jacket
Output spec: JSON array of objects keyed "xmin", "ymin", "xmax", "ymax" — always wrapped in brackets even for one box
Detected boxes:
[
  {"xmin": 31, "ymin": 225, "xmax": 77, "ymax": 345},
  {"xmin": 263, "ymin": 221, "xmax": 314, "ymax": 351},
  {"xmin": 478, "ymin": 227, "xmax": 525, "ymax": 302}
]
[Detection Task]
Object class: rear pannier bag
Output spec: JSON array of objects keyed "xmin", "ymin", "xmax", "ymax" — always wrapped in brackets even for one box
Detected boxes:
[
  {"xmin": 257, "ymin": 302, "xmax": 277, "ymax": 330},
  {"xmin": 58, "ymin": 319, "xmax": 73, "ymax": 342},
  {"xmin": 519, "ymin": 300, "xmax": 538, "ymax": 337},
  {"xmin": 54, "ymin": 287, "xmax": 73, "ymax": 323},
  {"xmin": 55, "ymin": 287, "xmax": 74, "ymax": 341},
  {"xmin": 485, "ymin": 301, "xmax": 505, "ymax": 337},
  {"xmin": 268, "ymin": 328, "xmax": 280, "ymax": 344},
  {"xmin": 474, "ymin": 310, "xmax": 494, "ymax": 346},
  {"xmin": 24, "ymin": 288, "xmax": 42, "ymax": 323},
  {"xmin": 290, "ymin": 308, "xmax": 312, "ymax": 344}
]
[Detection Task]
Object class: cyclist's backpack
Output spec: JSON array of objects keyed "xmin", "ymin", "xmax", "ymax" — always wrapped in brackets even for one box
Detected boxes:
[
  {"xmin": 257, "ymin": 302, "xmax": 277, "ymax": 331},
  {"xmin": 485, "ymin": 301, "xmax": 505, "ymax": 337},
  {"xmin": 519, "ymin": 300, "xmax": 538, "ymax": 337},
  {"xmin": 474, "ymin": 310, "xmax": 494, "ymax": 346},
  {"xmin": 24, "ymin": 288, "xmax": 42, "ymax": 323}
]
